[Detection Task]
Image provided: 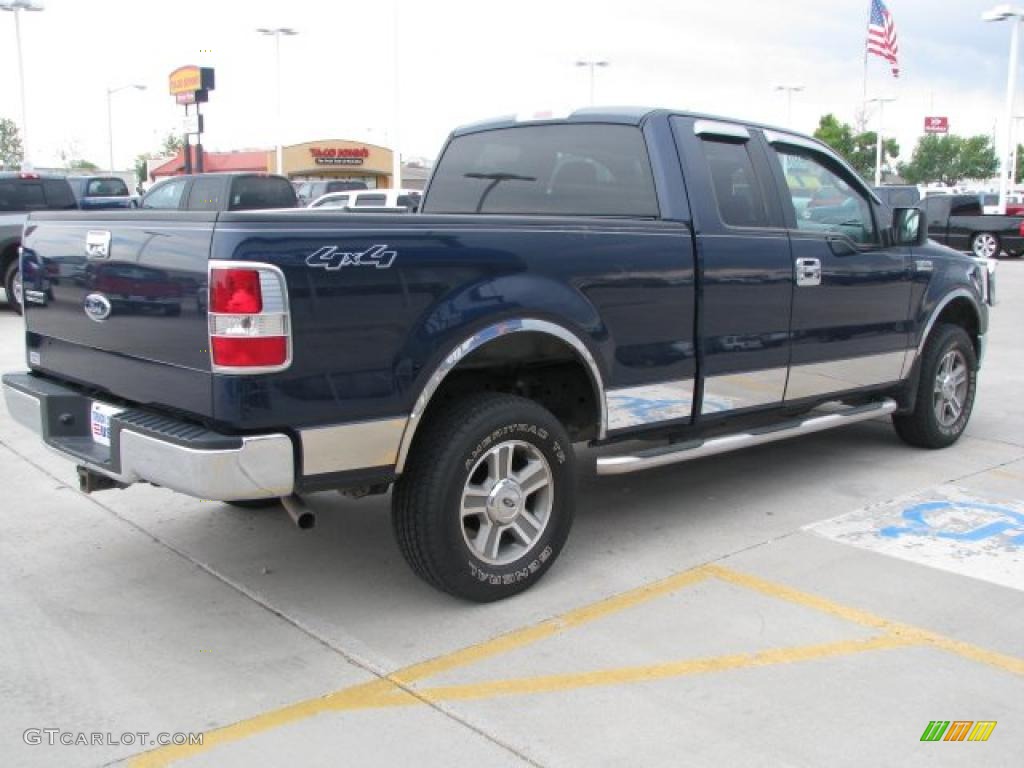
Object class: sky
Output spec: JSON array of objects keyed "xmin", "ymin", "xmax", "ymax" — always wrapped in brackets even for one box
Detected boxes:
[{"xmin": 0, "ymin": 0, "xmax": 1020, "ymax": 174}]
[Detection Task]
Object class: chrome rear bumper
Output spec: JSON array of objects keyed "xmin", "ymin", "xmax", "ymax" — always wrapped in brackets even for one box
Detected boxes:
[{"xmin": 2, "ymin": 372, "xmax": 294, "ymax": 501}]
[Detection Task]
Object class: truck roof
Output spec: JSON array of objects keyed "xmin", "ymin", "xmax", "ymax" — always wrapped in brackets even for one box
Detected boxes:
[{"xmin": 450, "ymin": 107, "xmax": 820, "ymax": 145}]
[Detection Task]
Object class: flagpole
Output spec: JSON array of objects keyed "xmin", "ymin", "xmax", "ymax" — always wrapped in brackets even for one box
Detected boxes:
[{"xmin": 862, "ymin": 1, "xmax": 872, "ymax": 130}]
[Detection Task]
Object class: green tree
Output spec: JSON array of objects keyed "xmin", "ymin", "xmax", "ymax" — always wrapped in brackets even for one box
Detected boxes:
[
  {"xmin": 160, "ymin": 133, "xmax": 184, "ymax": 157},
  {"xmin": 900, "ymin": 134, "xmax": 999, "ymax": 186},
  {"xmin": 134, "ymin": 153, "xmax": 150, "ymax": 185},
  {"xmin": 0, "ymin": 117, "xmax": 24, "ymax": 170},
  {"xmin": 69, "ymin": 159, "xmax": 99, "ymax": 171},
  {"xmin": 813, "ymin": 114, "xmax": 899, "ymax": 181}
]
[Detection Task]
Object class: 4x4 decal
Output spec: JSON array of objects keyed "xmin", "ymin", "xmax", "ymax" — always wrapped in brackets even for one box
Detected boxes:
[{"xmin": 306, "ymin": 244, "xmax": 397, "ymax": 270}]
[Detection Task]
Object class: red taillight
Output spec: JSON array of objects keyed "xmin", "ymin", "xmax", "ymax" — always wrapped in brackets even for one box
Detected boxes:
[
  {"xmin": 1018, "ymin": 221, "xmax": 1024, "ymax": 238},
  {"xmin": 18, "ymin": 172, "xmax": 40, "ymax": 179},
  {"xmin": 208, "ymin": 263, "xmax": 290, "ymax": 372},
  {"xmin": 211, "ymin": 336, "xmax": 288, "ymax": 367},
  {"xmin": 210, "ymin": 268, "xmax": 263, "ymax": 314}
]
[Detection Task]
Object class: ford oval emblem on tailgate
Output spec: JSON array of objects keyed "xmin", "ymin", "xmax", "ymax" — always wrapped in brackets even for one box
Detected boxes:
[{"xmin": 84, "ymin": 293, "xmax": 112, "ymax": 322}]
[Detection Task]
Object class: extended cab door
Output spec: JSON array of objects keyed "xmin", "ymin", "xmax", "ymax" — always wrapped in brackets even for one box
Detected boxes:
[
  {"xmin": 762, "ymin": 133, "xmax": 912, "ymax": 402},
  {"xmin": 672, "ymin": 117, "xmax": 793, "ymax": 416}
]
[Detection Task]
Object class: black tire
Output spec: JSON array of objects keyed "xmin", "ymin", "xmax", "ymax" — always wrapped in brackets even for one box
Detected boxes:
[
  {"xmin": 225, "ymin": 498, "xmax": 281, "ymax": 509},
  {"xmin": 970, "ymin": 232, "xmax": 1000, "ymax": 260},
  {"xmin": 393, "ymin": 392, "xmax": 575, "ymax": 602},
  {"xmin": 4, "ymin": 258, "xmax": 22, "ymax": 316},
  {"xmin": 893, "ymin": 323, "xmax": 977, "ymax": 449}
]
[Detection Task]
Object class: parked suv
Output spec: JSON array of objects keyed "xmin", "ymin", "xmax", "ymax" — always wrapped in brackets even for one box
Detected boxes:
[
  {"xmin": 294, "ymin": 179, "xmax": 368, "ymax": 206},
  {"xmin": 0, "ymin": 172, "xmax": 78, "ymax": 315},
  {"xmin": 67, "ymin": 176, "xmax": 134, "ymax": 210},
  {"xmin": 307, "ymin": 188, "xmax": 422, "ymax": 211},
  {"xmin": 141, "ymin": 173, "xmax": 297, "ymax": 211}
]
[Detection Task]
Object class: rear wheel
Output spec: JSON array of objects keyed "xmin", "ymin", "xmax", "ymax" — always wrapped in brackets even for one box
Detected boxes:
[
  {"xmin": 3, "ymin": 259, "xmax": 22, "ymax": 316},
  {"xmin": 393, "ymin": 392, "xmax": 575, "ymax": 601},
  {"xmin": 971, "ymin": 232, "xmax": 1000, "ymax": 259},
  {"xmin": 893, "ymin": 323, "xmax": 977, "ymax": 449}
]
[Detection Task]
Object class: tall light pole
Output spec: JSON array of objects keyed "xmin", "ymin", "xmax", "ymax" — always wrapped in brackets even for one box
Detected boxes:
[
  {"xmin": 982, "ymin": 5, "xmax": 1024, "ymax": 213},
  {"xmin": 575, "ymin": 60, "xmax": 609, "ymax": 105},
  {"xmin": 867, "ymin": 96, "xmax": 896, "ymax": 187},
  {"xmin": 106, "ymin": 84, "xmax": 146, "ymax": 172},
  {"xmin": 773, "ymin": 84, "xmax": 804, "ymax": 126},
  {"xmin": 257, "ymin": 27, "xmax": 297, "ymax": 175},
  {"xmin": 1, "ymin": 0, "xmax": 44, "ymax": 168},
  {"xmin": 391, "ymin": 0, "xmax": 401, "ymax": 189}
]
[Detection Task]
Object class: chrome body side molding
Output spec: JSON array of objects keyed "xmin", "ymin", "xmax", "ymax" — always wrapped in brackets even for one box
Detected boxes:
[
  {"xmin": 394, "ymin": 318, "xmax": 606, "ymax": 474},
  {"xmin": 606, "ymin": 379, "xmax": 694, "ymax": 431},
  {"xmin": 299, "ymin": 417, "xmax": 408, "ymax": 476},
  {"xmin": 702, "ymin": 368, "xmax": 788, "ymax": 414},
  {"xmin": 784, "ymin": 351, "xmax": 906, "ymax": 401},
  {"xmin": 596, "ymin": 399, "xmax": 898, "ymax": 476}
]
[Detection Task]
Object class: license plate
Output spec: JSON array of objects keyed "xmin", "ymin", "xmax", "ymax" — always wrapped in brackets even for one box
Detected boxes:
[{"xmin": 90, "ymin": 402, "xmax": 122, "ymax": 447}]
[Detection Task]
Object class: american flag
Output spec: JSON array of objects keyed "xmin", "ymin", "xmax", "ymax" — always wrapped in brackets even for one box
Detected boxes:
[{"xmin": 867, "ymin": 0, "xmax": 900, "ymax": 78}]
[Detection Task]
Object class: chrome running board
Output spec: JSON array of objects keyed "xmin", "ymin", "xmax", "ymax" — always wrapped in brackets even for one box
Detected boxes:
[{"xmin": 595, "ymin": 399, "xmax": 897, "ymax": 476}]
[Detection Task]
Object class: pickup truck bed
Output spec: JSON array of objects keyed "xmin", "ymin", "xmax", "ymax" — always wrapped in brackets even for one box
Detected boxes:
[{"xmin": 3, "ymin": 108, "xmax": 996, "ymax": 601}]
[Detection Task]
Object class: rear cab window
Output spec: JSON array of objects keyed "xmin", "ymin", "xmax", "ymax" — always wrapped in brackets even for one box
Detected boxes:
[
  {"xmin": 423, "ymin": 123, "xmax": 659, "ymax": 217},
  {"xmin": 228, "ymin": 176, "xmax": 297, "ymax": 210},
  {"xmin": 0, "ymin": 177, "xmax": 77, "ymax": 211},
  {"xmin": 85, "ymin": 178, "xmax": 129, "ymax": 197}
]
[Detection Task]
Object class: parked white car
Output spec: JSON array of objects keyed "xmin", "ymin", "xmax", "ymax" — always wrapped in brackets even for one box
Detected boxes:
[{"xmin": 307, "ymin": 189, "xmax": 422, "ymax": 211}]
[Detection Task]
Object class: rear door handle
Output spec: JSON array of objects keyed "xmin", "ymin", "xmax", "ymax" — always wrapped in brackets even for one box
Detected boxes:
[{"xmin": 795, "ymin": 257, "xmax": 821, "ymax": 287}]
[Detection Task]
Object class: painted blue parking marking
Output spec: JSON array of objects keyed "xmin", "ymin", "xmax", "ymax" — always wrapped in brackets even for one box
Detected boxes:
[{"xmin": 880, "ymin": 501, "xmax": 1024, "ymax": 546}]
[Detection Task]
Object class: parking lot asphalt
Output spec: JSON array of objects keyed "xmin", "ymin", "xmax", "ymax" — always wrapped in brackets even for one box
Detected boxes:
[{"xmin": 1, "ymin": 264, "xmax": 1022, "ymax": 768}]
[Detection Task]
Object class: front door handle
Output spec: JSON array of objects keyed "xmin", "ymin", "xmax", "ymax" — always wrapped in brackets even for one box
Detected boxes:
[{"xmin": 795, "ymin": 257, "xmax": 821, "ymax": 287}]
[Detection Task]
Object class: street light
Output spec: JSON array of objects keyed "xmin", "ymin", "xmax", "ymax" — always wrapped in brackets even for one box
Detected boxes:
[
  {"xmin": 575, "ymin": 60, "xmax": 610, "ymax": 105},
  {"xmin": 0, "ymin": 0, "xmax": 44, "ymax": 168},
  {"xmin": 982, "ymin": 5, "xmax": 1024, "ymax": 213},
  {"xmin": 257, "ymin": 27, "xmax": 298, "ymax": 175},
  {"xmin": 866, "ymin": 96, "xmax": 897, "ymax": 187},
  {"xmin": 106, "ymin": 84, "xmax": 146, "ymax": 172},
  {"xmin": 773, "ymin": 84, "xmax": 804, "ymax": 126}
]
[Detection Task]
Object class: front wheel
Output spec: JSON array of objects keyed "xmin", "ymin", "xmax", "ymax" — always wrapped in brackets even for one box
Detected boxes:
[
  {"xmin": 971, "ymin": 232, "xmax": 1000, "ymax": 259},
  {"xmin": 893, "ymin": 323, "xmax": 977, "ymax": 449},
  {"xmin": 3, "ymin": 259, "xmax": 22, "ymax": 316},
  {"xmin": 392, "ymin": 393, "xmax": 575, "ymax": 602}
]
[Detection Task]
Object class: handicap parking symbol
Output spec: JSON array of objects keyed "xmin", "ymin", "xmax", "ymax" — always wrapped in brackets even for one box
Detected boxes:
[{"xmin": 880, "ymin": 500, "xmax": 1024, "ymax": 546}]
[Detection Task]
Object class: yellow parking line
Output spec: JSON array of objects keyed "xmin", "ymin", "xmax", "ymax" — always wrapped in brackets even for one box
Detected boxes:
[
  {"xmin": 707, "ymin": 565, "xmax": 1024, "ymax": 676},
  {"xmin": 129, "ymin": 562, "xmax": 1023, "ymax": 767},
  {"xmin": 392, "ymin": 565, "xmax": 712, "ymax": 685},
  {"xmin": 130, "ymin": 567, "xmax": 713, "ymax": 767},
  {"xmin": 412, "ymin": 634, "xmax": 916, "ymax": 703}
]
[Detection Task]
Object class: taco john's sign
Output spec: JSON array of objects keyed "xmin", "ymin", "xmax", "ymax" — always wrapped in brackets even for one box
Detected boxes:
[
  {"xmin": 168, "ymin": 65, "xmax": 215, "ymax": 97},
  {"xmin": 309, "ymin": 146, "xmax": 371, "ymax": 166}
]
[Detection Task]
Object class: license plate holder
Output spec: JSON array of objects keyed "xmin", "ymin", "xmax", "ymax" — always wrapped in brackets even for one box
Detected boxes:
[{"xmin": 90, "ymin": 402, "xmax": 122, "ymax": 447}]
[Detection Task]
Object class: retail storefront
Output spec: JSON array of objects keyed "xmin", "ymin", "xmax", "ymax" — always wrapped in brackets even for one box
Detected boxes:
[
  {"xmin": 151, "ymin": 140, "xmax": 396, "ymax": 188},
  {"xmin": 274, "ymin": 140, "xmax": 394, "ymax": 189}
]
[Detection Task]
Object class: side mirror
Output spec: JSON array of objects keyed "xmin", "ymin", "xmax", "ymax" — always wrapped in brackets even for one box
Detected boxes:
[{"xmin": 893, "ymin": 207, "xmax": 927, "ymax": 246}]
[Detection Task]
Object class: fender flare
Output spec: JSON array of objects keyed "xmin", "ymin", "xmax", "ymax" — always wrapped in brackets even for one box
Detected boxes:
[{"xmin": 393, "ymin": 317, "xmax": 607, "ymax": 474}]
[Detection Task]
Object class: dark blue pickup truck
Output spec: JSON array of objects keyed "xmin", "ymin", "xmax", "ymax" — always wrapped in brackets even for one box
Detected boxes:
[{"xmin": 2, "ymin": 108, "xmax": 997, "ymax": 601}]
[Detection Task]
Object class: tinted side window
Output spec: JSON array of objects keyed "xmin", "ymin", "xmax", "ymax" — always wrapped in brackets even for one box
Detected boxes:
[
  {"xmin": 143, "ymin": 179, "xmax": 187, "ymax": 209},
  {"xmin": 186, "ymin": 177, "xmax": 223, "ymax": 210},
  {"xmin": 700, "ymin": 139, "xmax": 769, "ymax": 228},
  {"xmin": 774, "ymin": 148, "xmax": 877, "ymax": 245},
  {"xmin": 951, "ymin": 197, "xmax": 982, "ymax": 216},
  {"xmin": 42, "ymin": 180, "xmax": 78, "ymax": 209},
  {"xmin": 423, "ymin": 124, "xmax": 659, "ymax": 217},
  {"xmin": 228, "ymin": 177, "xmax": 297, "ymax": 210},
  {"xmin": 353, "ymin": 194, "xmax": 386, "ymax": 207}
]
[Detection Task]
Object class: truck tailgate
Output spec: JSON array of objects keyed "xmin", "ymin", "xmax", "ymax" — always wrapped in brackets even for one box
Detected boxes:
[{"xmin": 21, "ymin": 212, "xmax": 216, "ymax": 417}]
